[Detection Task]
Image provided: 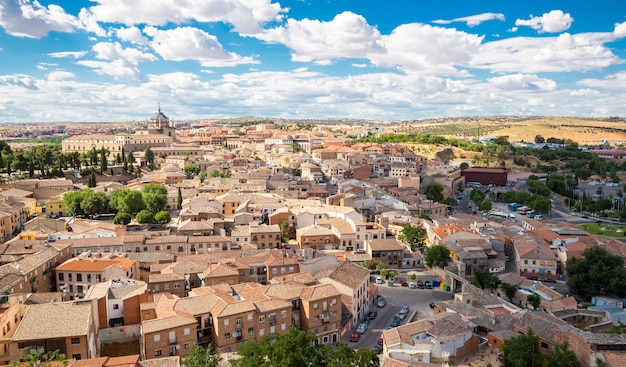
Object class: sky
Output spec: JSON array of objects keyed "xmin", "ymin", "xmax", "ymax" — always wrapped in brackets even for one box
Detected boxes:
[{"xmin": 2, "ymin": 1, "xmax": 626, "ymax": 123}]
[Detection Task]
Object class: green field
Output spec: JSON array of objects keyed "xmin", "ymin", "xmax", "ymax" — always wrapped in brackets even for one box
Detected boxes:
[{"xmin": 579, "ymin": 223, "xmax": 626, "ymax": 237}]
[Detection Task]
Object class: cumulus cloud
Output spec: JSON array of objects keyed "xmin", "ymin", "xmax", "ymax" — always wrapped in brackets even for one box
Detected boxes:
[
  {"xmin": 369, "ymin": 23, "xmax": 483, "ymax": 75},
  {"xmin": 114, "ymin": 26, "xmax": 149, "ymax": 45},
  {"xmin": 77, "ymin": 42, "xmax": 156, "ymax": 81},
  {"xmin": 471, "ymin": 33, "xmax": 620, "ymax": 73},
  {"xmin": 614, "ymin": 22, "xmax": 626, "ymax": 37},
  {"xmin": 47, "ymin": 71, "xmax": 75, "ymax": 81},
  {"xmin": 515, "ymin": 10, "xmax": 573, "ymax": 33},
  {"xmin": 0, "ymin": 75, "xmax": 38, "ymax": 89},
  {"xmin": 0, "ymin": 0, "xmax": 77, "ymax": 38},
  {"xmin": 144, "ymin": 26, "xmax": 256, "ymax": 66},
  {"xmin": 85, "ymin": 0, "xmax": 286, "ymax": 34},
  {"xmin": 432, "ymin": 12, "xmax": 505, "ymax": 27},
  {"xmin": 488, "ymin": 74, "xmax": 557, "ymax": 91},
  {"xmin": 48, "ymin": 51, "xmax": 88, "ymax": 59},
  {"xmin": 257, "ymin": 11, "xmax": 384, "ymax": 64},
  {"xmin": 570, "ymin": 88, "xmax": 599, "ymax": 96}
]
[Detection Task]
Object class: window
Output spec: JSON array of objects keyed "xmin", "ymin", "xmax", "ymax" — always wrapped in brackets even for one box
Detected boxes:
[
  {"xmin": 541, "ymin": 342, "xmax": 548, "ymax": 350},
  {"xmin": 248, "ymin": 327, "xmax": 254, "ymax": 334},
  {"xmin": 58, "ymin": 273, "xmax": 64, "ymax": 281},
  {"xmin": 174, "ymin": 283, "xmax": 180, "ymax": 289},
  {"xmin": 224, "ymin": 333, "xmax": 231, "ymax": 340},
  {"xmin": 248, "ymin": 313, "xmax": 253, "ymax": 321},
  {"xmin": 224, "ymin": 319, "xmax": 230, "ymax": 326},
  {"xmin": 154, "ymin": 350, "xmax": 162, "ymax": 357},
  {"xmin": 185, "ymin": 343, "xmax": 192, "ymax": 350},
  {"xmin": 113, "ymin": 304, "xmax": 119, "ymax": 310},
  {"xmin": 259, "ymin": 328, "xmax": 265, "ymax": 336},
  {"xmin": 259, "ymin": 315, "xmax": 265, "ymax": 323},
  {"xmin": 184, "ymin": 327, "xmax": 190, "ymax": 336},
  {"xmin": 154, "ymin": 334, "xmax": 161, "ymax": 342},
  {"xmin": 155, "ymin": 245, "xmax": 160, "ymax": 251},
  {"xmin": 524, "ymin": 260, "xmax": 528, "ymax": 265},
  {"xmin": 313, "ymin": 303, "xmax": 318, "ymax": 309},
  {"xmin": 281, "ymin": 310, "xmax": 286, "ymax": 318},
  {"xmin": 71, "ymin": 338, "xmax": 80, "ymax": 344},
  {"xmin": 289, "ymin": 266, "xmax": 295, "ymax": 273},
  {"xmin": 281, "ymin": 323, "xmax": 287, "ymax": 331},
  {"xmin": 68, "ymin": 274, "xmax": 73, "ymax": 281}
]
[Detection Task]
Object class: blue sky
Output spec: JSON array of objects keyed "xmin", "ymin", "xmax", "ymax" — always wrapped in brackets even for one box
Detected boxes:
[{"xmin": 1, "ymin": 0, "xmax": 626, "ymax": 123}]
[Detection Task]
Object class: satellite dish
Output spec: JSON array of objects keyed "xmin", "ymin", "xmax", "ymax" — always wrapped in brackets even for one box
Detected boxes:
[{"xmin": 175, "ymin": 344, "xmax": 180, "ymax": 350}]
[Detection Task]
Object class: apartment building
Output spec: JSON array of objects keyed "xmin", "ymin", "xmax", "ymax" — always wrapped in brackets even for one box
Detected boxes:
[
  {"xmin": 296, "ymin": 224, "xmax": 336, "ymax": 251},
  {"xmin": 84, "ymin": 279, "xmax": 149, "ymax": 329},
  {"xmin": 56, "ymin": 254, "xmax": 138, "ymax": 300},
  {"xmin": 299, "ymin": 283, "xmax": 342, "ymax": 345},
  {"xmin": 0, "ymin": 293, "xmax": 27, "ymax": 365}
]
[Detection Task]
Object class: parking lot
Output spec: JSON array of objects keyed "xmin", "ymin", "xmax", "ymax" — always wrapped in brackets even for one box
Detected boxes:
[{"xmin": 343, "ymin": 282, "xmax": 454, "ymax": 351}]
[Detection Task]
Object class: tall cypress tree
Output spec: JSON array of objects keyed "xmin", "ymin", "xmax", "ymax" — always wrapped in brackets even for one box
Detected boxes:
[
  {"xmin": 176, "ymin": 187, "xmax": 183, "ymax": 209},
  {"xmin": 100, "ymin": 146, "xmax": 107, "ymax": 173}
]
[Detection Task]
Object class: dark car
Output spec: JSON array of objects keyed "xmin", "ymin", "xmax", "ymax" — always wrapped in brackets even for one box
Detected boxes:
[
  {"xmin": 368, "ymin": 310, "xmax": 378, "ymax": 320},
  {"xmin": 424, "ymin": 280, "xmax": 432, "ymax": 289},
  {"xmin": 400, "ymin": 280, "xmax": 408, "ymax": 287},
  {"xmin": 540, "ymin": 278, "xmax": 557, "ymax": 283},
  {"xmin": 372, "ymin": 345, "xmax": 382, "ymax": 354},
  {"xmin": 390, "ymin": 318, "xmax": 400, "ymax": 328},
  {"xmin": 417, "ymin": 280, "xmax": 424, "ymax": 289},
  {"xmin": 429, "ymin": 302, "xmax": 435, "ymax": 309}
]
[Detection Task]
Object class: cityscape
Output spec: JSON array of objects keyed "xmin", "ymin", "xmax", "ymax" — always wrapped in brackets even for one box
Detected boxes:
[{"xmin": 0, "ymin": 109, "xmax": 621, "ymax": 367}]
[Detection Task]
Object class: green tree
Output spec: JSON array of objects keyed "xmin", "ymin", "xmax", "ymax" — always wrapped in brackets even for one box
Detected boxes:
[
  {"xmin": 527, "ymin": 293, "xmax": 541, "ymax": 310},
  {"xmin": 279, "ymin": 220, "xmax": 290, "ymax": 243},
  {"xmin": 122, "ymin": 146, "xmax": 127, "ymax": 172},
  {"xmin": 63, "ymin": 191, "xmax": 85, "ymax": 216},
  {"xmin": 472, "ymin": 268, "xmax": 501, "ymax": 291},
  {"xmin": 478, "ymin": 201, "xmax": 493, "ymax": 211},
  {"xmin": 143, "ymin": 183, "xmax": 167, "ymax": 196},
  {"xmin": 176, "ymin": 187, "xmax": 183, "ymax": 209},
  {"xmin": 198, "ymin": 171, "xmax": 207, "ymax": 184},
  {"xmin": 470, "ymin": 188, "xmax": 486, "ymax": 204},
  {"xmin": 113, "ymin": 212, "xmax": 131, "ymax": 225},
  {"xmin": 501, "ymin": 282, "xmax": 518, "ymax": 302},
  {"xmin": 379, "ymin": 268, "xmax": 388, "ymax": 279},
  {"xmin": 126, "ymin": 151, "xmax": 134, "ymax": 167},
  {"xmin": 100, "ymin": 146, "xmax": 107, "ymax": 173},
  {"xmin": 566, "ymin": 246, "xmax": 626, "ymax": 301},
  {"xmin": 9, "ymin": 347, "xmax": 67, "ymax": 367},
  {"xmin": 501, "ymin": 329, "xmax": 543, "ymax": 367},
  {"xmin": 529, "ymin": 194, "xmax": 551, "ymax": 214},
  {"xmin": 424, "ymin": 183, "xmax": 445, "ymax": 202},
  {"xmin": 154, "ymin": 211, "xmax": 171, "ymax": 224},
  {"xmin": 182, "ymin": 344, "xmax": 221, "ymax": 367},
  {"xmin": 88, "ymin": 170, "xmax": 97, "ymax": 188},
  {"xmin": 122, "ymin": 190, "xmax": 145, "ymax": 214},
  {"xmin": 136, "ymin": 209, "xmax": 154, "ymax": 224},
  {"xmin": 144, "ymin": 192, "xmax": 167, "ymax": 213},
  {"xmin": 184, "ymin": 164, "xmax": 200, "ymax": 176},
  {"xmin": 424, "ymin": 245, "xmax": 450, "ymax": 267},
  {"xmin": 145, "ymin": 148, "xmax": 155, "ymax": 170},
  {"xmin": 542, "ymin": 342, "xmax": 582, "ymax": 367},
  {"xmin": 398, "ymin": 223, "xmax": 427, "ymax": 253},
  {"xmin": 210, "ymin": 169, "xmax": 229, "ymax": 178},
  {"xmin": 80, "ymin": 190, "xmax": 109, "ymax": 216},
  {"xmin": 459, "ymin": 162, "xmax": 469, "ymax": 169}
]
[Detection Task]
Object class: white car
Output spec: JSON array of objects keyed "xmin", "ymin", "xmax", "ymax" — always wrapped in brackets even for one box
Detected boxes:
[
  {"xmin": 357, "ymin": 323, "xmax": 368, "ymax": 334},
  {"xmin": 408, "ymin": 282, "xmax": 416, "ymax": 289}
]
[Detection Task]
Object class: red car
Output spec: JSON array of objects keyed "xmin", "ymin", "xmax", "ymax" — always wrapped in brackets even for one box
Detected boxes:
[
  {"xmin": 378, "ymin": 336, "xmax": 384, "ymax": 346},
  {"xmin": 350, "ymin": 332, "xmax": 361, "ymax": 342}
]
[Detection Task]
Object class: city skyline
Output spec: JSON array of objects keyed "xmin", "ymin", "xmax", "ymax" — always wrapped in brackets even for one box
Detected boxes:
[{"xmin": 1, "ymin": 0, "xmax": 626, "ymax": 122}]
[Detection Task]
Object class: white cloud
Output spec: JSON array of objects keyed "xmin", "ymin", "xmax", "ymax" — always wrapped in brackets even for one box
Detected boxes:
[
  {"xmin": 0, "ymin": 0, "xmax": 78, "ymax": 38},
  {"xmin": 48, "ymin": 51, "xmax": 88, "ymax": 59},
  {"xmin": 76, "ymin": 42, "xmax": 156, "ymax": 81},
  {"xmin": 115, "ymin": 27, "xmax": 149, "ymax": 45},
  {"xmin": 352, "ymin": 63, "xmax": 368, "ymax": 68},
  {"xmin": 614, "ymin": 22, "xmax": 626, "ymax": 37},
  {"xmin": 488, "ymin": 74, "xmax": 557, "ymax": 91},
  {"xmin": 85, "ymin": 0, "xmax": 285, "ymax": 34},
  {"xmin": 570, "ymin": 89, "xmax": 599, "ymax": 96},
  {"xmin": 77, "ymin": 8, "xmax": 106, "ymax": 37},
  {"xmin": 0, "ymin": 75, "xmax": 38, "ymax": 89},
  {"xmin": 47, "ymin": 71, "xmax": 75, "ymax": 81},
  {"xmin": 471, "ymin": 32, "xmax": 620, "ymax": 73},
  {"xmin": 257, "ymin": 11, "xmax": 384, "ymax": 64},
  {"xmin": 369, "ymin": 23, "xmax": 483, "ymax": 75},
  {"xmin": 577, "ymin": 71, "xmax": 626, "ymax": 90},
  {"xmin": 515, "ymin": 10, "xmax": 573, "ymax": 34},
  {"xmin": 432, "ymin": 12, "xmax": 505, "ymax": 27},
  {"xmin": 144, "ymin": 26, "xmax": 256, "ymax": 67}
]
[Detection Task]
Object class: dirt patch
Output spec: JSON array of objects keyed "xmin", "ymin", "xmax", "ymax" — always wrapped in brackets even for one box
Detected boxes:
[
  {"xmin": 100, "ymin": 340, "xmax": 140, "ymax": 357},
  {"xmin": 455, "ymin": 346, "xmax": 502, "ymax": 367}
]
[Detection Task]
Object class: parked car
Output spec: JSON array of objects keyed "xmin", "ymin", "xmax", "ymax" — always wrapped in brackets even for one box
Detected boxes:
[
  {"xmin": 417, "ymin": 280, "xmax": 424, "ymax": 289},
  {"xmin": 540, "ymin": 278, "xmax": 557, "ymax": 283},
  {"xmin": 408, "ymin": 282, "xmax": 416, "ymax": 289},
  {"xmin": 394, "ymin": 312, "xmax": 405, "ymax": 321},
  {"xmin": 372, "ymin": 345, "xmax": 382, "ymax": 354},
  {"xmin": 400, "ymin": 280, "xmax": 408, "ymax": 287},
  {"xmin": 350, "ymin": 332, "xmax": 360, "ymax": 342},
  {"xmin": 527, "ymin": 275, "xmax": 539, "ymax": 281},
  {"xmin": 429, "ymin": 302, "xmax": 435, "ymax": 309},
  {"xmin": 400, "ymin": 306, "xmax": 409, "ymax": 315},
  {"xmin": 424, "ymin": 281, "xmax": 432, "ymax": 289},
  {"xmin": 368, "ymin": 310, "xmax": 378, "ymax": 320},
  {"xmin": 378, "ymin": 336, "xmax": 384, "ymax": 345},
  {"xmin": 390, "ymin": 318, "xmax": 400, "ymax": 328},
  {"xmin": 357, "ymin": 322, "xmax": 368, "ymax": 334},
  {"xmin": 376, "ymin": 276, "xmax": 383, "ymax": 284},
  {"xmin": 377, "ymin": 297, "xmax": 387, "ymax": 308}
]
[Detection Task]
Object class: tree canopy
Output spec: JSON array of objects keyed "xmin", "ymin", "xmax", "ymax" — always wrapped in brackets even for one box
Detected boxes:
[
  {"xmin": 231, "ymin": 327, "xmax": 378, "ymax": 367},
  {"xmin": 501, "ymin": 329, "xmax": 581, "ymax": 367},
  {"xmin": 424, "ymin": 245, "xmax": 450, "ymax": 268},
  {"xmin": 398, "ymin": 223, "xmax": 427, "ymax": 253},
  {"xmin": 182, "ymin": 344, "xmax": 221, "ymax": 367},
  {"xmin": 566, "ymin": 246, "xmax": 626, "ymax": 301},
  {"xmin": 472, "ymin": 268, "xmax": 501, "ymax": 291},
  {"xmin": 424, "ymin": 183, "xmax": 444, "ymax": 203}
]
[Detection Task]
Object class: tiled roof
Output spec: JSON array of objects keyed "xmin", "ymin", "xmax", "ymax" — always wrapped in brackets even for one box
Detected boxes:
[
  {"xmin": 56, "ymin": 257, "xmax": 135, "ymax": 272},
  {"xmin": 315, "ymin": 261, "xmax": 369, "ymax": 289},
  {"xmin": 142, "ymin": 315, "xmax": 196, "ymax": 334},
  {"xmin": 368, "ymin": 238, "xmax": 405, "ymax": 251},
  {"xmin": 299, "ymin": 283, "xmax": 340, "ymax": 301},
  {"xmin": 12, "ymin": 302, "xmax": 93, "ymax": 340}
]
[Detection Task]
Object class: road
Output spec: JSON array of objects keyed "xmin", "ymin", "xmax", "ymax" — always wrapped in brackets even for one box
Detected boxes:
[{"xmin": 343, "ymin": 282, "xmax": 454, "ymax": 351}]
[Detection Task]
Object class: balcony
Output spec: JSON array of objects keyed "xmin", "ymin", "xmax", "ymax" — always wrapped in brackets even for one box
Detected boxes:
[
  {"xmin": 235, "ymin": 323, "xmax": 243, "ymax": 330},
  {"xmin": 269, "ymin": 318, "xmax": 276, "ymax": 325}
]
